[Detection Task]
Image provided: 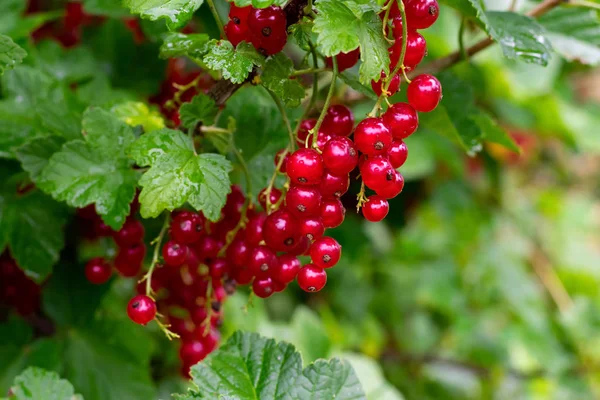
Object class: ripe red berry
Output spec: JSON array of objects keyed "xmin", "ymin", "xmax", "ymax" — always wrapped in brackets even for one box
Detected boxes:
[
  {"xmin": 253, "ymin": 277, "xmax": 274, "ymax": 298},
  {"xmin": 405, "ymin": 0, "xmax": 440, "ymax": 29},
  {"xmin": 226, "ymin": 237, "xmax": 251, "ymax": 267},
  {"xmin": 162, "ymin": 240, "xmax": 188, "ymax": 267},
  {"xmin": 247, "ymin": 6, "xmax": 287, "ymax": 55},
  {"xmin": 297, "ymin": 119, "xmax": 316, "ymax": 147},
  {"xmin": 321, "ymin": 105, "xmax": 355, "ymax": 137},
  {"xmin": 376, "ymin": 170, "xmax": 405, "ymax": 199},
  {"xmin": 319, "ymin": 172, "xmax": 350, "ymax": 198},
  {"xmin": 117, "ymin": 242, "xmax": 147, "ymax": 266},
  {"xmin": 407, "ymin": 74, "xmax": 442, "ymax": 112},
  {"xmin": 170, "ymin": 211, "xmax": 204, "ymax": 244},
  {"xmin": 286, "ymin": 148, "xmax": 324, "ymax": 186},
  {"xmin": 195, "ymin": 235, "xmax": 220, "ymax": 261},
  {"xmin": 209, "ymin": 258, "xmax": 231, "ymax": 279},
  {"xmin": 225, "ymin": 21, "xmax": 246, "ymax": 47},
  {"xmin": 262, "ymin": 209, "xmax": 301, "ymax": 252},
  {"xmin": 322, "ymin": 137, "xmax": 358, "ymax": 176},
  {"xmin": 248, "ymin": 245, "xmax": 278, "ymax": 278},
  {"xmin": 113, "ymin": 219, "xmax": 144, "ymax": 247},
  {"xmin": 274, "ymin": 149, "xmax": 289, "ymax": 173},
  {"xmin": 383, "ymin": 102, "xmax": 419, "ymax": 139},
  {"xmin": 84, "ymin": 257, "xmax": 112, "ymax": 284},
  {"xmin": 285, "ymin": 186, "xmax": 322, "ymax": 217},
  {"xmin": 246, "ymin": 213, "xmax": 266, "ymax": 246},
  {"xmin": 229, "ymin": 4, "xmax": 252, "ymax": 27},
  {"xmin": 297, "ymin": 264, "xmax": 327, "ymax": 292},
  {"xmin": 325, "ymin": 48, "xmax": 360, "ymax": 72},
  {"xmin": 362, "ymin": 195, "xmax": 389, "ymax": 222},
  {"xmin": 258, "ymin": 187, "xmax": 282, "ymax": 210},
  {"xmin": 353, "ymin": 118, "xmax": 392, "ymax": 156},
  {"xmin": 310, "ymin": 237, "xmax": 341, "ymax": 269},
  {"xmin": 127, "ymin": 294, "xmax": 156, "ymax": 325},
  {"xmin": 371, "ymin": 72, "xmax": 401, "ymax": 97},
  {"xmin": 389, "ymin": 29, "xmax": 426, "ymax": 69},
  {"xmin": 388, "ymin": 140, "xmax": 408, "ymax": 168},
  {"xmin": 288, "ymin": 235, "xmax": 311, "ymax": 256},
  {"xmin": 273, "ymin": 254, "xmax": 301, "ymax": 284},
  {"xmin": 360, "ymin": 155, "xmax": 395, "ymax": 191},
  {"xmin": 179, "ymin": 340, "xmax": 207, "ymax": 365},
  {"xmin": 114, "ymin": 255, "xmax": 142, "ymax": 278},
  {"xmin": 320, "ymin": 198, "xmax": 345, "ymax": 228},
  {"xmin": 299, "ymin": 217, "xmax": 325, "ymax": 241},
  {"xmin": 315, "ymin": 131, "xmax": 334, "ymax": 151}
]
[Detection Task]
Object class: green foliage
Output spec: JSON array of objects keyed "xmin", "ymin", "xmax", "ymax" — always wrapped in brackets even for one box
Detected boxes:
[
  {"xmin": 0, "ymin": 35, "xmax": 26, "ymax": 75},
  {"xmin": 261, "ymin": 54, "xmax": 306, "ymax": 107},
  {"xmin": 159, "ymin": 33, "xmax": 210, "ymax": 59},
  {"xmin": 179, "ymin": 93, "xmax": 219, "ymax": 131},
  {"xmin": 5, "ymin": 367, "xmax": 82, "ymax": 400},
  {"xmin": 203, "ymin": 40, "xmax": 265, "ymax": 84},
  {"xmin": 123, "ymin": 0, "xmax": 204, "ymax": 30},
  {"xmin": 230, "ymin": 0, "xmax": 286, "ymax": 8}
]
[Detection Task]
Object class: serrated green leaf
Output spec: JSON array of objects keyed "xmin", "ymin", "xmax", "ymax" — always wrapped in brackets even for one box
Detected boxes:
[
  {"xmin": 111, "ymin": 101, "xmax": 165, "ymax": 132},
  {"xmin": 0, "ymin": 35, "xmax": 26, "ymax": 75},
  {"xmin": 31, "ymin": 41, "xmax": 100, "ymax": 83},
  {"xmin": 203, "ymin": 40, "xmax": 264, "ymax": 84},
  {"xmin": 472, "ymin": 112, "xmax": 520, "ymax": 153},
  {"xmin": 8, "ymin": 367, "xmax": 80, "ymax": 400},
  {"xmin": 1, "ymin": 66, "xmax": 55, "ymax": 106},
  {"xmin": 179, "ymin": 94, "xmax": 218, "ymax": 131},
  {"xmin": 0, "ymin": 100, "xmax": 41, "ymax": 158},
  {"xmin": 15, "ymin": 136, "xmax": 66, "ymax": 181},
  {"xmin": 292, "ymin": 358, "xmax": 365, "ymax": 400},
  {"xmin": 128, "ymin": 129, "xmax": 232, "ymax": 220},
  {"xmin": 82, "ymin": 107, "xmax": 136, "ymax": 157},
  {"xmin": 289, "ymin": 19, "xmax": 313, "ymax": 51},
  {"xmin": 261, "ymin": 54, "xmax": 305, "ymax": 107},
  {"xmin": 123, "ymin": 0, "xmax": 204, "ymax": 30},
  {"xmin": 313, "ymin": 0, "xmax": 389, "ymax": 84},
  {"xmin": 35, "ymin": 99, "xmax": 83, "ymax": 141},
  {"xmin": 159, "ymin": 32, "xmax": 210, "ymax": 59}
]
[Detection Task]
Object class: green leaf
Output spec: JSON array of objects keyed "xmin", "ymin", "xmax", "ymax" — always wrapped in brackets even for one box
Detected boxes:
[
  {"xmin": 183, "ymin": 331, "xmax": 366, "ymax": 400},
  {"xmin": 15, "ymin": 136, "xmax": 66, "ymax": 181},
  {"xmin": 261, "ymin": 54, "xmax": 305, "ymax": 108},
  {"xmin": 1, "ymin": 66, "xmax": 55, "ymax": 106},
  {"xmin": 38, "ymin": 108, "xmax": 137, "ymax": 230},
  {"xmin": 340, "ymin": 72, "xmax": 378, "ymax": 100},
  {"xmin": 31, "ymin": 41, "xmax": 100, "ymax": 83},
  {"xmin": 289, "ymin": 19, "xmax": 313, "ymax": 51},
  {"xmin": 111, "ymin": 101, "xmax": 165, "ymax": 132},
  {"xmin": 8, "ymin": 367, "xmax": 81, "ymax": 400},
  {"xmin": 230, "ymin": 0, "xmax": 286, "ymax": 7},
  {"xmin": 123, "ymin": 0, "xmax": 204, "ymax": 30},
  {"xmin": 159, "ymin": 32, "xmax": 210, "ymax": 59},
  {"xmin": 83, "ymin": 0, "xmax": 130, "ymax": 17},
  {"xmin": 0, "ymin": 190, "xmax": 68, "ymax": 282},
  {"xmin": 179, "ymin": 94, "xmax": 219, "ymax": 131},
  {"xmin": 128, "ymin": 129, "xmax": 232, "ymax": 220},
  {"xmin": 0, "ymin": 35, "xmax": 26, "ymax": 75},
  {"xmin": 203, "ymin": 40, "xmax": 265, "ymax": 84},
  {"xmin": 539, "ymin": 8, "xmax": 600, "ymax": 65},
  {"xmin": 0, "ymin": 0, "xmax": 62, "ymax": 39},
  {"xmin": 438, "ymin": 0, "xmax": 478, "ymax": 21}
]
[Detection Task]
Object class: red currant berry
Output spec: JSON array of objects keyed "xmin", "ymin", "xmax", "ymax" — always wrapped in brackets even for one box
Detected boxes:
[
  {"xmin": 388, "ymin": 140, "xmax": 408, "ymax": 168},
  {"xmin": 179, "ymin": 340, "xmax": 207, "ymax": 364},
  {"xmin": 226, "ymin": 237, "xmax": 251, "ymax": 267},
  {"xmin": 285, "ymin": 186, "xmax": 322, "ymax": 217},
  {"xmin": 248, "ymin": 245, "xmax": 278, "ymax": 277},
  {"xmin": 114, "ymin": 256, "xmax": 142, "ymax": 278},
  {"xmin": 127, "ymin": 294, "xmax": 156, "ymax": 325},
  {"xmin": 407, "ymin": 74, "xmax": 442, "ymax": 112},
  {"xmin": 353, "ymin": 118, "xmax": 392, "ymax": 156},
  {"xmin": 371, "ymin": 72, "xmax": 401, "ymax": 97},
  {"xmin": 286, "ymin": 148, "xmax": 324, "ymax": 186},
  {"xmin": 310, "ymin": 237, "xmax": 341, "ymax": 269},
  {"xmin": 288, "ymin": 235, "xmax": 311, "ymax": 256},
  {"xmin": 360, "ymin": 155, "xmax": 395, "ymax": 191},
  {"xmin": 84, "ymin": 257, "xmax": 112, "ymax": 284},
  {"xmin": 297, "ymin": 264, "xmax": 327, "ymax": 292},
  {"xmin": 376, "ymin": 170, "xmax": 405, "ymax": 199},
  {"xmin": 325, "ymin": 48, "xmax": 360, "ymax": 72},
  {"xmin": 390, "ymin": 29, "xmax": 426, "ymax": 69},
  {"xmin": 162, "ymin": 240, "xmax": 188, "ymax": 267},
  {"xmin": 258, "ymin": 187, "xmax": 282, "ymax": 210},
  {"xmin": 194, "ymin": 235, "xmax": 220, "ymax": 261},
  {"xmin": 274, "ymin": 254, "xmax": 301, "ymax": 284},
  {"xmin": 209, "ymin": 258, "xmax": 230, "ymax": 279},
  {"xmin": 405, "ymin": 0, "xmax": 440, "ymax": 29},
  {"xmin": 253, "ymin": 277, "xmax": 274, "ymax": 298},
  {"xmin": 362, "ymin": 195, "xmax": 389, "ymax": 222},
  {"xmin": 320, "ymin": 198, "xmax": 345, "ymax": 228},
  {"xmin": 170, "ymin": 211, "xmax": 204, "ymax": 244},
  {"xmin": 117, "ymin": 242, "xmax": 147, "ymax": 267},
  {"xmin": 225, "ymin": 21, "xmax": 246, "ymax": 47},
  {"xmin": 383, "ymin": 102, "xmax": 419, "ymax": 139},
  {"xmin": 113, "ymin": 219, "xmax": 144, "ymax": 247},
  {"xmin": 262, "ymin": 209, "xmax": 301, "ymax": 252},
  {"xmin": 319, "ymin": 172, "xmax": 350, "ymax": 198},
  {"xmin": 322, "ymin": 137, "xmax": 358, "ymax": 176},
  {"xmin": 297, "ymin": 119, "xmax": 316, "ymax": 147},
  {"xmin": 246, "ymin": 213, "xmax": 266, "ymax": 246},
  {"xmin": 229, "ymin": 4, "xmax": 252, "ymax": 26},
  {"xmin": 232, "ymin": 267, "xmax": 254, "ymax": 285},
  {"xmin": 299, "ymin": 217, "xmax": 325, "ymax": 241},
  {"xmin": 248, "ymin": 6, "xmax": 287, "ymax": 55},
  {"xmin": 273, "ymin": 279, "xmax": 286, "ymax": 292},
  {"xmin": 274, "ymin": 149, "xmax": 289, "ymax": 173},
  {"xmin": 316, "ymin": 131, "xmax": 334, "ymax": 151},
  {"xmin": 321, "ymin": 105, "xmax": 355, "ymax": 137}
]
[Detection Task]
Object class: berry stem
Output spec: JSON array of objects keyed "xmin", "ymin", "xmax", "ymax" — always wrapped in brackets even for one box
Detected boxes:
[
  {"xmin": 140, "ymin": 212, "xmax": 170, "ymax": 297},
  {"xmin": 310, "ymin": 57, "xmax": 338, "ymax": 148},
  {"xmin": 155, "ymin": 315, "xmax": 180, "ymax": 340},
  {"xmin": 217, "ymin": 197, "xmax": 250, "ymax": 257},
  {"xmin": 566, "ymin": 0, "xmax": 600, "ymax": 10},
  {"xmin": 170, "ymin": 75, "xmax": 203, "ymax": 108},
  {"xmin": 264, "ymin": 148, "xmax": 289, "ymax": 213},
  {"xmin": 201, "ymin": 280, "xmax": 214, "ymax": 336},
  {"xmin": 206, "ymin": 0, "xmax": 225, "ymax": 38},
  {"xmin": 381, "ymin": 0, "xmax": 395, "ymax": 43},
  {"xmin": 356, "ymin": 181, "xmax": 367, "ymax": 212},
  {"xmin": 458, "ymin": 18, "xmax": 468, "ymax": 61},
  {"xmin": 291, "ymin": 67, "xmax": 327, "ymax": 76}
]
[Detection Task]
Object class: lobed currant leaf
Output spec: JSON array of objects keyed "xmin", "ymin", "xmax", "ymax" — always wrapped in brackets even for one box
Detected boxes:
[
  {"xmin": 7, "ymin": 367, "xmax": 82, "ymax": 400},
  {"xmin": 15, "ymin": 135, "xmax": 66, "ymax": 181},
  {"xmin": 128, "ymin": 128, "xmax": 232, "ymax": 221},
  {"xmin": 289, "ymin": 18, "xmax": 313, "ymax": 51},
  {"xmin": 179, "ymin": 93, "xmax": 219, "ymax": 131},
  {"xmin": 123, "ymin": 0, "xmax": 203, "ymax": 30},
  {"xmin": 111, "ymin": 101, "xmax": 165, "ymax": 132},
  {"xmin": 203, "ymin": 40, "xmax": 265, "ymax": 84},
  {"xmin": 261, "ymin": 54, "xmax": 305, "ymax": 108},
  {"xmin": 0, "ymin": 34, "xmax": 26, "ymax": 75},
  {"xmin": 159, "ymin": 32, "xmax": 210, "ymax": 59}
]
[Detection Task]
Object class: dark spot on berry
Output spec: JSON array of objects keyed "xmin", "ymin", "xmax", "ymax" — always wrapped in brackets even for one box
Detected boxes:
[
  {"xmin": 334, "ymin": 191, "xmax": 342, "ymax": 197},
  {"xmin": 429, "ymin": 5, "xmax": 438, "ymax": 15},
  {"xmin": 265, "ymin": 287, "xmax": 273, "ymax": 294},
  {"xmin": 308, "ymin": 286, "xmax": 316, "ymax": 292},
  {"xmin": 386, "ymin": 171, "xmax": 394, "ymax": 181},
  {"xmin": 131, "ymin": 301, "xmax": 140, "ymax": 309},
  {"xmin": 233, "ymin": 16, "xmax": 241, "ymax": 24},
  {"xmin": 224, "ymin": 279, "xmax": 237, "ymax": 295},
  {"xmin": 195, "ymin": 224, "xmax": 202, "ymax": 232},
  {"xmin": 298, "ymin": 177, "xmax": 307, "ymax": 183},
  {"xmin": 374, "ymin": 141, "xmax": 384, "ymax": 150},
  {"xmin": 297, "ymin": 204, "xmax": 306, "ymax": 212},
  {"xmin": 306, "ymin": 233, "xmax": 314, "ymax": 241},
  {"xmin": 172, "ymin": 243, "xmax": 180, "ymax": 250},
  {"xmin": 284, "ymin": 237, "xmax": 295, "ymax": 246},
  {"xmin": 212, "ymin": 301, "xmax": 221, "ymax": 312},
  {"xmin": 323, "ymin": 254, "xmax": 331, "ymax": 263},
  {"xmin": 262, "ymin": 27, "xmax": 271, "ymax": 37},
  {"xmin": 349, "ymin": 148, "xmax": 356, "ymax": 157},
  {"xmin": 260, "ymin": 263, "xmax": 268, "ymax": 272}
]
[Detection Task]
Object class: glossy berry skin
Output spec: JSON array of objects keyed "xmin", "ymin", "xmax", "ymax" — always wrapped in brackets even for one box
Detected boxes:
[
  {"xmin": 354, "ymin": 118, "xmax": 393, "ymax": 156},
  {"xmin": 274, "ymin": 149, "xmax": 289, "ymax": 173},
  {"xmin": 299, "ymin": 217, "xmax": 325, "ymax": 241},
  {"xmin": 376, "ymin": 170, "xmax": 405, "ymax": 199},
  {"xmin": 253, "ymin": 277, "xmax": 274, "ymax": 298},
  {"xmin": 319, "ymin": 172, "xmax": 350, "ymax": 198},
  {"xmin": 310, "ymin": 237, "xmax": 341, "ymax": 269},
  {"xmin": 262, "ymin": 209, "xmax": 301, "ymax": 252},
  {"xmin": 321, "ymin": 105, "xmax": 354, "ymax": 137},
  {"xmin": 405, "ymin": 0, "xmax": 440, "ymax": 29},
  {"xmin": 322, "ymin": 137, "xmax": 358, "ymax": 176},
  {"xmin": 171, "ymin": 211, "xmax": 204, "ymax": 244},
  {"xmin": 85, "ymin": 257, "xmax": 112, "ymax": 284},
  {"xmin": 320, "ymin": 198, "xmax": 346, "ymax": 228},
  {"xmin": 371, "ymin": 72, "xmax": 401, "ymax": 97},
  {"xmin": 127, "ymin": 295, "xmax": 156, "ymax": 325},
  {"xmin": 195, "ymin": 235, "xmax": 220, "ymax": 261},
  {"xmin": 114, "ymin": 255, "xmax": 142, "ymax": 278},
  {"xmin": 209, "ymin": 258, "xmax": 231, "ymax": 279},
  {"xmin": 179, "ymin": 340, "xmax": 207, "ymax": 365},
  {"xmin": 225, "ymin": 21, "xmax": 246, "ymax": 47},
  {"xmin": 162, "ymin": 240, "xmax": 188, "ymax": 267},
  {"xmin": 389, "ymin": 30, "xmax": 426, "ymax": 69},
  {"xmin": 229, "ymin": 4, "xmax": 252, "ymax": 27},
  {"xmin": 248, "ymin": 245, "xmax": 278, "ymax": 277},
  {"xmin": 383, "ymin": 102, "xmax": 419, "ymax": 139},
  {"xmin": 288, "ymin": 235, "xmax": 311, "ymax": 256},
  {"xmin": 360, "ymin": 156, "xmax": 395, "ymax": 191},
  {"xmin": 407, "ymin": 74, "xmax": 442, "ymax": 112},
  {"xmin": 286, "ymin": 186, "xmax": 322, "ymax": 217},
  {"xmin": 286, "ymin": 148, "xmax": 324, "ymax": 186},
  {"xmin": 325, "ymin": 48, "xmax": 360, "ymax": 72},
  {"xmin": 246, "ymin": 213, "xmax": 266, "ymax": 246},
  {"xmin": 296, "ymin": 119, "xmax": 317, "ymax": 147},
  {"xmin": 247, "ymin": 6, "xmax": 287, "ymax": 55},
  {"xmin": 113, "ymin": 219, "xmax": 144, "ymax": 248},
  {"xmin": 258, "ymin": 187, "xmax": 282, "ymax": 210},
  {"xmin": 388, "ymin": 140, "xmax": 408, "ymax": 168},
  {"xmin": 226, "ymin": 238, "xmax": 251, "ymax": 267},
  {"xmin": 116, "ymin": 242, "xmax": 146, "ymax": 266},
  {"xmin": 274, "ymin": 254, "xmax": 301, "ymax": 284},
  {"xmin": 297, "ymin": 264, "xmax": 327, "ymax": 292},
  {"xmin": 362, "ymin": 196, "xmax": 389, "ymax": 222}
]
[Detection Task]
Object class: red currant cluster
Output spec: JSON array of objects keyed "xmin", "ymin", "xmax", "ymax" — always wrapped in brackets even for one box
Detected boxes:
[
  {"xmin": 0, "ymin": 253, "xmax": 41, "ymax": 316},
  {"xmin": 225, "ymin": 5, "xmax": 287, "ymax": 55}
]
